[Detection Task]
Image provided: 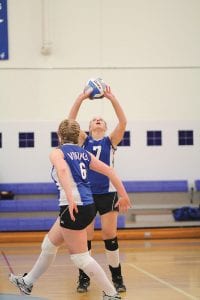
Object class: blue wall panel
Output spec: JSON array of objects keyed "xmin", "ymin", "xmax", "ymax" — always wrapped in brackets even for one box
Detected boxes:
[{"xmin": 0, "ymin": 0, "xmax": 8, "ymax": 60}]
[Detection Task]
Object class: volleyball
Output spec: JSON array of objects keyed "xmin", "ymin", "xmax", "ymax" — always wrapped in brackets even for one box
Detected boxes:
[{"xmin": 84, "ymin": 77, "xmax": 106, "ymax": 99}]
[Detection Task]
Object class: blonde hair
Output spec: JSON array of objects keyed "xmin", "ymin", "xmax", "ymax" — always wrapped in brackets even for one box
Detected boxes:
[{"xmin": 57, "ymin": 119, "xmax": 80, "ymax": 144}]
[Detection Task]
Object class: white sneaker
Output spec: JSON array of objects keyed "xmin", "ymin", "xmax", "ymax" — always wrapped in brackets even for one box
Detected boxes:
[
  {"xmin": 9, "ymin": 273, "xmax": 33, "ymax": 295},
  {"xmin": 103, "ymin": 292, "xmax": 121, "ymax": 299}
]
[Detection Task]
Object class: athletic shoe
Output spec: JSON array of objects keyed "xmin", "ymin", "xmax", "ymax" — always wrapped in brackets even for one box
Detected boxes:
[
  {"xmin": 113, "ymin": 275, "xmax": 126, "ymax": 293},
  {"xmin": 109, "ymin": 265, "xmax": 126, "ymax": 293},
  {"xmin": 9, "ymin": 273, "xmax": 33, "ymax": 295},
  {"xmin": 103, "ymin": 291, "xmax": 121, "ymax": 299},
  {"xmin": 76, "ymin": 270, "xmax": 90, "ymax": 293}
]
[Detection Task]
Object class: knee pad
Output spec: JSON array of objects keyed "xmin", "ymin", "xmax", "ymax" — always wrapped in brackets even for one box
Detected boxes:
[
  {"xmin": 70, "ymin": 251, "xmax": 93, "ymax": 270},
  {"xmin": 104, "ymin": 237, "xmax": 118, "ymax": 251},
  {"xmin": 41, "ymin": 235, "xmax": 58, "ymax": 255}
]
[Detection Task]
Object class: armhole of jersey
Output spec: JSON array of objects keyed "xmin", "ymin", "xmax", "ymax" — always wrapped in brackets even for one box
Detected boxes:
[
  {"xmin": 83, "ymin": 135, "xmax": 89, "ymax": 147},
  {"xmin": 58, "ymin": 146, "xmax": 65, "ymax": 159},
  {"xmin": 107, "ymin": 136, "xmax": 117, "ymax": 151},
  {"xmin": 87, "ymin": 151, "xmax": 92, "ymax": 164},
  {"xmin": 79, "ymin": 130, "xmax": 88, "ymax": 147}
]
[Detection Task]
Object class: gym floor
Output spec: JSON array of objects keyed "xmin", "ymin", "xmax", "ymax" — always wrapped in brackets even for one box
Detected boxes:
[{"xmin": 0, "ymin": 236, "xmax": 200, "ymax": 300}]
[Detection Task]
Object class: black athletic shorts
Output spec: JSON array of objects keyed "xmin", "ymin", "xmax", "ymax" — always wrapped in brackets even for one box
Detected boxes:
[
  {"xmin": 93, "ymin": 192, "xmax": 119, "ymax": 215},
  {"xmin": 59, "ymin": 203, "xmax": 96, "ymax": 230}
]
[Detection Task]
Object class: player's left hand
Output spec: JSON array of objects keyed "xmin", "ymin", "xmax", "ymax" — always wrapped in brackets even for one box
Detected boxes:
[
  {"xmin": 115, "ymin": 196, "xmax": 132, "ymax": 213},
  {"xmin": 104, "ymin": 86, "xmax": 115, "ymax": 100}
]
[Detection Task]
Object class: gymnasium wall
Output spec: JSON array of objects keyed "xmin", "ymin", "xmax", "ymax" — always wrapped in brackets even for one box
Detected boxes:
[{"xmin": 0, "ymin": 0, "xmax": 200, "ymax": 185}]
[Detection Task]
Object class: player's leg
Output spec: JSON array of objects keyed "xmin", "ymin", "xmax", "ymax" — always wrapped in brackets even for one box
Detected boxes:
[
  {"xmin": 61, "ymin": 227, "xmax": 119, "ymax": 299},
  {"xmin": 9, "ymin": 218, "xmax": 63, "ymax": 295},
  {"xmin": 100, "ymin": 194, "xmax": 126, "ymax": 293},
  {"xmin": 76, "ymin": 221, "xmax": 94, "ymax": 292},
  {"xmin": 60, "ymin": 204, "xmax": 120, "ymax": 299}
]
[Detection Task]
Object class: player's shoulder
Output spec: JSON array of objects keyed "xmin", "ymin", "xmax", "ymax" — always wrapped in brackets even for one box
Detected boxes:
[{"xmin": 104, "ymin": 135, "xmax": 112, "ymax": 144}]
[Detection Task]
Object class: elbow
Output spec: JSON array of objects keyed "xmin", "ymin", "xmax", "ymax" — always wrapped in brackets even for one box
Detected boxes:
[{"xmin": 121, "ymin": 119, "xmax": 127, "ymax": 130}]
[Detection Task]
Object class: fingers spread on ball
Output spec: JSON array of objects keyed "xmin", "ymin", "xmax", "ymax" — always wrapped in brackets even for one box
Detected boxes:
[{"xmin": 84, "ymin": 78, "xmax": 106, "ymax": 100}]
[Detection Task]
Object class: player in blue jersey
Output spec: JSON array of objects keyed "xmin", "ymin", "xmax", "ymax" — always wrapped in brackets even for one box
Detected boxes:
[
  {"xmin": 68, "ymin": 85, "xmax": 128, "ymax": 293},
  {"xmin": 9, "ymin": 119, "xmax": 131, "ymax": 300}
]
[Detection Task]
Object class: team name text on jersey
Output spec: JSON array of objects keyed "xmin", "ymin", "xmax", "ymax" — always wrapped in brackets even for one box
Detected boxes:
[{"xmin": 67, "ymin": 151, "xmax": 89, "ymax": 161}]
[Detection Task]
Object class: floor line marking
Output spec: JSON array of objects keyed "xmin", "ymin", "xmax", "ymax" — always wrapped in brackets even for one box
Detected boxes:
[
  {"xmin": 128, "ymin": 263, "xmax": 198, "ymax": 300},
  {"xmin": 1, "ymin": 251, "xmax": 14, "ymax": 274}
]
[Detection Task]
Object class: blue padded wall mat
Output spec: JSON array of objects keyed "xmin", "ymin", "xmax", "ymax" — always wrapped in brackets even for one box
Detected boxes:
[
  {"xmin": 0, "ymin": 215, "xmax": 125, "ymax": 231},
  {"xmin": 123, "ymin": 180, "xmax": 188, "ymax": 192},
  {"xmin": 0, "ymin": 181, "xmax": 189, "ymax": 194},
  {"xmin": 0, "ymin": 199, "xmax": 58, "ymax": 212},
  {"xmin": 0, "ymin": 217, "xmax": 56, "ymax": 231},
  {"xmin": 0, "ymin": 183, "xmax": 57, "ymax": 195},
  {"xmin": 195, "ymin": 180, "xmax": 200, "ymax": 191}
]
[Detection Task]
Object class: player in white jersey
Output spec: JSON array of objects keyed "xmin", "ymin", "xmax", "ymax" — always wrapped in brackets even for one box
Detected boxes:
[
  {"xmin": 9, "ymin": 119, "xmax": 131, "ymax": 300},
  {"xmin": 68, "ymin": 86, "xmax": 128, "ymax": 293}
]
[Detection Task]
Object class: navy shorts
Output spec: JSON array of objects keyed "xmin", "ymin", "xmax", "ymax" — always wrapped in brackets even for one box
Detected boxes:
[
  {"xmin": 93, "ymin": 192, "xmax": 119, "ymax": 215},
  {"xmin": 59, "ymin": 203, "xmax": 96, "ymax": 230}
]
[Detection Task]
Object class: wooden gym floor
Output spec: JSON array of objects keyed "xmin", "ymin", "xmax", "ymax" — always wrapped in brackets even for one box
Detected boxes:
[{"xmin": 0, "ymin": 229, "xmax": 200, "ymax": 300}]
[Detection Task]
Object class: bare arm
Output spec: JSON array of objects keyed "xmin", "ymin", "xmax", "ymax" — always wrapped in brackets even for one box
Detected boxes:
[
  {"xmin": 68, "ymin": 92, "xmax": 88, "ymax": 120},
  {"xmin": 104, "ymin": 86, "xmax": 127, "ymax": 147},
  {"xmin": 49, "ymin": 149, "xmax": 78, "ymax": 221},
  {"xmin": 89, "ymin": 154, "xmax": 131, "ymax": 212},
  {"xmin": 68, "ymin": 92, "xmax": 90, "ymax": 145}
]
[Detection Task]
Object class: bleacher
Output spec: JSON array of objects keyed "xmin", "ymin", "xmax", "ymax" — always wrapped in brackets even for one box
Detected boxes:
[
  {"xmin": 123, "ymin": 180, "xmax": 200, "ymax": 227},
  {"xmin": 0, "ymin": 180, "xmax": 200, "ymax": 232},
  {"xmin": 0, "ymin": 182, "xmax": 125, "ymax": 232}
]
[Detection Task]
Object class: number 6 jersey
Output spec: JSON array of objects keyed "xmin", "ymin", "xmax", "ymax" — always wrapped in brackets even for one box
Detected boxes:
[{"xmin": 51, "ymin": 143, "xmax": 94, "ymax": 206}]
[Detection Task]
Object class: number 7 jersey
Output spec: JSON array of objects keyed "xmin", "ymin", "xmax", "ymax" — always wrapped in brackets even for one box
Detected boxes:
[{"xmin": 83, "ymin": 136, "xmax": 116, "ymax": 194}]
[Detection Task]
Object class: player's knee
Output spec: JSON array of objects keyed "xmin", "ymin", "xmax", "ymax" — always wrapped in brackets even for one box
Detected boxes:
[
  {"xmin": 104, "ymin": 237, "xmax": 118, "ymax": 251},
  {"xmin": 41, "ymin": 235, "xmax": 58, "ymax": 254},
  {"xmin": 101, "ymin": 225, "xmax": 117, "ymax": 239},
  {"xmin": 70, "ymin": 251, "xmax": 93, "ymax": 269}
]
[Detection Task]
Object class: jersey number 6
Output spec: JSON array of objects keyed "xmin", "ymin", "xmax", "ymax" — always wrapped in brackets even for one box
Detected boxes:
[{"xmin": 79, "ymin": 162, "xmax": 87, "ymax": 179}]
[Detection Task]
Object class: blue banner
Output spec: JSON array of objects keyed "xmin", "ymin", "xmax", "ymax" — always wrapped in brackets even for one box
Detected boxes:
[{"xmin": 0, "ymin": 0, "xmax": 8, "ymax": 60}]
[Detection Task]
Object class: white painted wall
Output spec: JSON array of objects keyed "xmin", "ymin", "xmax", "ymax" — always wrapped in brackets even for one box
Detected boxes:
[
  {"xmin": 0, "ymin": 0, "xmax": 200, "ymax": 184},
  {"xmin": 1, "ymin": 120, "xmax": 199, "ymax": 189}
]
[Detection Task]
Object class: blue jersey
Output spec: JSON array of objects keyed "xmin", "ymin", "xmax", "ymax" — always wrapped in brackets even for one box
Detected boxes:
[
  {"xmin": 83, "ymin": 136, "xmax": 116, "ymax": 194},
  {"xmin": 51, "ymin": 144, "xmax": 94, "ymax": 206}
]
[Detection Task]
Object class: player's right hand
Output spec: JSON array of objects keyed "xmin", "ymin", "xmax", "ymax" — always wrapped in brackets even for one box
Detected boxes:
[{"xmin": 69, "ymin": 202, "xmax": 78, "ymax": 221}]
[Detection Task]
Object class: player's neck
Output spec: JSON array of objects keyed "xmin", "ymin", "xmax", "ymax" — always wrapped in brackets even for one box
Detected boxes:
[{"xmin": 91, "ymin": 130, "xmax": 104, "ymax": 140}]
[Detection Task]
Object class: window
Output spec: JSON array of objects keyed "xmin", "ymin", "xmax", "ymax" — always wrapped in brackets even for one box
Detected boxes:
[
  {"xmin": 147, "ymin": 130, "xmax": 162, "ymax": 146},
  {"xmin": 178, "ymin": 130, "xmax": 193, "ymax": 145},
  {"xmin": 19, "ymin": 132, "xmax": 34, "ymax": 148},
  {"xmin": 0, "ymin": 133, "xmax": 2, "ymax": 148},
  {"xmin": 118, "ymin": 131, "xmax": 131, "ymax": 146},
  {"xmin": 51, "ymin": 132, "xmax": 59, "ymax": 147}
]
